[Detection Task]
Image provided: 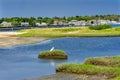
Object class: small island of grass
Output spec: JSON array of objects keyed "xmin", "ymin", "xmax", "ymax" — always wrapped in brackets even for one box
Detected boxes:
[
  {"xmin": 38, "ymin": 50, "xmax": 68, "ymax": 59},
  {"xmin": 56, "ymin": 56, "xmax": 120, "ymax": 80}
]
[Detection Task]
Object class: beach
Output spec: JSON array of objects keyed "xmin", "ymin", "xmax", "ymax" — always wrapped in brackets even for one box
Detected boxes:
[{"xmin": 0, "ymin": 32, "xmax": 48, "ymax": 48}]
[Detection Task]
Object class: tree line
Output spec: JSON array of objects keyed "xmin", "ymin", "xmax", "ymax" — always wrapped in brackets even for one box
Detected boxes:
[{"xmin": 0, "ymin": 14, "xmax": 120, "ymax": 26}]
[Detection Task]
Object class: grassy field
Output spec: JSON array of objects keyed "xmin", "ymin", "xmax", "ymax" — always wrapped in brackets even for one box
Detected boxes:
[
  {"xmin": 18, "ymin": 27, "xmax": 120, "ymax": 37},
  {"xmin": 56, "ymin": 56, "xmax": 120, "ymax": 80}
]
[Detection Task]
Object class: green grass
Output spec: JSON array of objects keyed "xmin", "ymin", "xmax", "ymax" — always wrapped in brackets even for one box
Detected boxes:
[
  {"xmin": 89, "ymin": 24, "xmax": 112, "ymax": 30},
  {"xmin": 56, "ymin": 63, "xmax": 120, "ymax": 79},
  {"xmin": 18, "ymin": 27, "xmax": 120, "ymax": 37},
  {"xmin": 56, "ymin": 56, "xmax": 120, "ymax": 79},
  {"xmin": 38, "ymin": 50, "xmax": 67, "ymax": 59},
  {"xmin": 84, "ymin": 56, "xmax": 120, "ymax": 67}
]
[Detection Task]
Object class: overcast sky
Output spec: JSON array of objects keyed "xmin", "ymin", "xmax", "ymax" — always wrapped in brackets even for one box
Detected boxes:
[{"xmin": 0, "ymin": 0, "xmax": 119, "ymax": 18}]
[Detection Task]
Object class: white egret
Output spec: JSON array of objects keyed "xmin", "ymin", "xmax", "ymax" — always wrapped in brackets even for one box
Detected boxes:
[{"xmin": 50, "ymin": 47, "xmax": 54, "ymax": 52}]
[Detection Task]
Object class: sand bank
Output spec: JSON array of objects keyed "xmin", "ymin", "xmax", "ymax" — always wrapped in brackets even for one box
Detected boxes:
[{"xmin": 0, "ymin": 32, "xmax": 48, "ymax": 48}]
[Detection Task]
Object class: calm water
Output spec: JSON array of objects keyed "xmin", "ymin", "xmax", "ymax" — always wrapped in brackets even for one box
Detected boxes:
[
  {"xmin": 0, "ymin": 37, "xmax": 120, "ymax": 80},
  {"xmin": 110, "ymin": 24, "xmax": 120, "ymax": 27}
]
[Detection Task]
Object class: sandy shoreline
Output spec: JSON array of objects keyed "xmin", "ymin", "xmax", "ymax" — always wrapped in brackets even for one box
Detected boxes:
[
  {"xmin": 0, "ymin": 32, "xmax": 48, "ymax": 48},
  {"xmin": 25, "ymin": 73, "xmax": 108, "ymax": 80}
]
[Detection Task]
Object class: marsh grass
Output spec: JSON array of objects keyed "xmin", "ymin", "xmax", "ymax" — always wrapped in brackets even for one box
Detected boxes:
[
  {"xmin": 53, "ymin": 27, "xmax": 80, "ymax": 32},
  {"xmin": 56, "ymin": 56, "xmax": 120, "ymax": 79},
  {"xmin": 89, "ymin": 24, "xmax": 112, "ymax": 30},
  {"xmin": 18, "ymin": 27, "xmax": 120, "ymax": 37},
  {"xmin": 56, "ymin": 63, "xmax": 120, "ymax": 79},
  {"xmin": 84, "ymin": 56, "xmax": 120, "ymax": 67},
  {"xmin": 38, "ymin": 50, "xmax": 67, "ymax": 59}
]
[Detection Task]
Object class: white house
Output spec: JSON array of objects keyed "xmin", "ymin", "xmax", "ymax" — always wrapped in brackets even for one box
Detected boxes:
[
  {"xmin": 98, "ymin": 20, "xmax": 111, "ymax": 25},
  {"xmin": 35, "ymin": 22, "xmax": 47, "ymax": 26},
  {"xmin": 110, "ymin": 20, "xmax": 120, "ymax": 24},
  {"xmin": 1, "ymin": 22, "xmax": 12, "ymax": 27},
  {"xmin": 69, "ymin": 20, "xmax": 87, "ymax": 26},
  {"xmin": 21, "ymin": 22, "xmax": 29, "ymax": 26},
  {"xmin": 41, "ymin": 22, "xmax": 47, "ymax": 26},
  {"xmin": 35, "ymin": 23, "xmax": 41, "ymax": 26}
]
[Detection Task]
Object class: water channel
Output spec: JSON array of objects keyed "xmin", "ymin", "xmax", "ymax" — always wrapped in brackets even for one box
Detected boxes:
[{"xmin": 0, "ymin": 37, "xmax": 120, "ymax": 80}]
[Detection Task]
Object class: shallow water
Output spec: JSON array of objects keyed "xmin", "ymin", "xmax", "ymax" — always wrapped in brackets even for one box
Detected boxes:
[{"xmin": 0, "ymin": 37, "xmax": 120, "ymax": 80}]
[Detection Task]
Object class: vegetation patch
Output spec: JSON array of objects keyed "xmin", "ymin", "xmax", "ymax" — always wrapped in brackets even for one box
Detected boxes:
[
  {"xmin": 56, "ymin": 63, "xmax": 120, "ymax": 78},
  {"xmin": 56, "ymin": 56, "xmax": 120, "ymax": 79},
  {"xmin": 84, "ymin": 56, "xmax": 120, "ymax": 67},
  {"xmin": 53, "ymin": 27, "xmax": 80, "ymax": 32},
  {"xmin": 18, "ymin": 27, "xmax": 120, "ymax": 37},
  {"xmin": 38, "ymin": 50, "xmax": 68, "ymax": 59},
  {"xmin": 56, "ymin": 63, "xmax": 120, "ymax": 79},
  {"xmin": 89, "ymin": 24, "xmax": 112, "ymax": 30}
]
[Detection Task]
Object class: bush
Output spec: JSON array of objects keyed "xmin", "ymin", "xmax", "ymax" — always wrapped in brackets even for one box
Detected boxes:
[
  {"xmin": 89, "ymin": 24, "xmax": 112, "ymax": 30},
  {"xmin": 38, "ymin": 49, "xmax": 68, "ymax": 59}
]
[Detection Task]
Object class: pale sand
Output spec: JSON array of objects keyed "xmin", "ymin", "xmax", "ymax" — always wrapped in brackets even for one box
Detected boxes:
[{"xmin": 0, "ymin": 32, "xmax": 48, "ymax": 48}]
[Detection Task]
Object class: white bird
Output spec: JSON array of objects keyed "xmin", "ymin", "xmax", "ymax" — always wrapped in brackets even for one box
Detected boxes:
[{"xmin": 50, "ymin": 47, "xmax": 54, "ymax": 52}]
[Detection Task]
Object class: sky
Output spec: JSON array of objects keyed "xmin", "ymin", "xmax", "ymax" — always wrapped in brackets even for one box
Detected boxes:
[{"xmin": 0, "ymin": 0, "xmax": 120, "ymax": 18}]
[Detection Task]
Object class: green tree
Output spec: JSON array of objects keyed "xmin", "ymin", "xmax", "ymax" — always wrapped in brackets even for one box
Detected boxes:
[
  {"xmin": 29, "ymin": 17, "xmax": 36, "ymax": 26},
  {"xmin": 11, "ymin": 21, "xmax": 20, "ymax": 26},
  {"xmin": 0, "ymin": 18, "xmax": 3, "ymax": 23},
  {"xmin": 60, "ymin": 16, "xmax": 66, "ymax": 23},
  {"xmin": 36, "ymin": 17, "xmax": 42, "ymax": 23},
  {"xmin": 46, "ymin": 18, "xmax": 53, "ymax": 26},
  {"xmin": 3, "ymin": 17, "xmax": 11, "ymax": 22},
  {"xmin": 11, "ymin": 17, "xmax": 21, "ymax": 26}
]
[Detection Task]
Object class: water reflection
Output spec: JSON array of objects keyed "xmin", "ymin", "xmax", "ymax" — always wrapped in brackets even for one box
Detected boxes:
[{"xmin": 39, "ymin": 59, "xmax": 67, "ymax": 67}]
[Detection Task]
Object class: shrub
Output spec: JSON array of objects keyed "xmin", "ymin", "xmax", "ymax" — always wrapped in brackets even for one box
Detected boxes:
[
  {"xmin": 38, "ymin": 50, "xmax": 68, "ymax": 59},
  {"xmin": 89, "ymin": 24, "xmax": 112, "ymax": 30}
]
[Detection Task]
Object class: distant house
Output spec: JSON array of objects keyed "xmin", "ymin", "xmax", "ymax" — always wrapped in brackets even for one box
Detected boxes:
[
  {"xmin": 89, "ymin": 20, "xmax": 111, "ymax": 26},
  {"xmin": 1, "ymin": 22, "xmax": 12, "ymax": 27},
  {"xmin": 35, "ymin": 23, "xmax": 41, "ymax": 26},
  {"xmin": 111, "ymin": 20, "xmax": 120, "ymax": 24},
  {"xmin": 68, "ymin": 20, "xmax": 77, "ymax": 26},
  {"xmin": 41, "ymin": 22, "xmax": 47, "ymax": 26},
  {"xmin": 21, "ymin": 22, "xmax": 29, "ymax": 26},
  {"xmin": 35, "ymin": 22, "xmax": 47, "ymax": 26},
  {"xmin": 98, "ymin": 20, "xmax": 110, "ymax": 25},
  {"xmin": 69, "ymin": 20, "xmax": 87, "ymax": 26},
  {"xmin": 53, "ymin": 20, "xmax": 59, "ymax": 25},
  {"xmin": 78, "ymin": 21, "xmax": 87, "ymax": 26}
]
